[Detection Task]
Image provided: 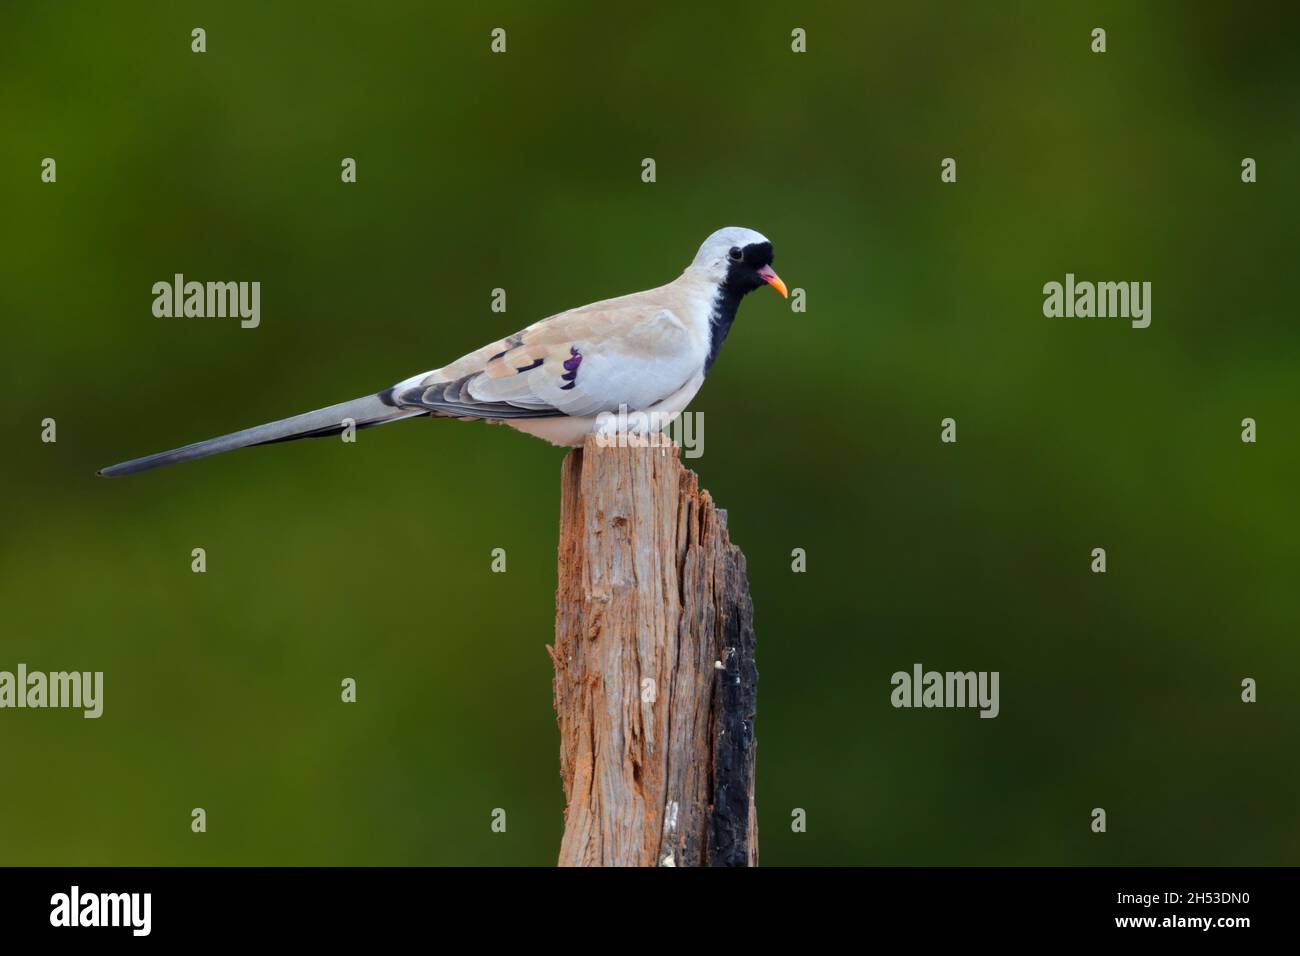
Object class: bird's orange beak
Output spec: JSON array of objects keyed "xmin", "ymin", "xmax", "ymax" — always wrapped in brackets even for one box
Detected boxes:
[{"xmin": 757, "ymin": 264, "xmax": 788, "ymax": 298}]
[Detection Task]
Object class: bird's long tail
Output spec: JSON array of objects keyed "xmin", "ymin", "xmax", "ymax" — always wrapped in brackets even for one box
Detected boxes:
[{"xmin": 97, "ymin": 392, "xmax": 421, "ymax": 477}]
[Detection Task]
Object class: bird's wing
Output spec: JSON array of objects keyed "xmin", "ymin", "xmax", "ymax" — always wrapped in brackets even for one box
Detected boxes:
[{"xmin": 393, "ymin": 295, "xmax": 702, "ymax": 420}]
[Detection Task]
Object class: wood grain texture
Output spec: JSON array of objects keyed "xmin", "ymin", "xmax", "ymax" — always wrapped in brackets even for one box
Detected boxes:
[{"xmin": 550, "ymin": 436, "xmax": 758, "ymax": 867}]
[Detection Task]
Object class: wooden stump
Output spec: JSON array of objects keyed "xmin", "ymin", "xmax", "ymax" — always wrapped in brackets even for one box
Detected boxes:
[{"xmin": 550, "ymin": 436, "xmax": 758, "ymax": 867}]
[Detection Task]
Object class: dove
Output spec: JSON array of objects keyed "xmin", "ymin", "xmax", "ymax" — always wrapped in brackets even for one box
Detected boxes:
[{"xmin": 98, "ymin": 226, "xmax": 787, "ymax": 477}]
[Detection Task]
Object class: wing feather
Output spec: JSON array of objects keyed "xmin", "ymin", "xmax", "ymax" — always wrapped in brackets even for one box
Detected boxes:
[{"xmin": 391, "ymin": 293, "xmax": 704, "ymax": 421}]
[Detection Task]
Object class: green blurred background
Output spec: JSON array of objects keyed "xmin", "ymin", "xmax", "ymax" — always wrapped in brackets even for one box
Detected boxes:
[{"xmin": 2, "ymin": 1, "xmax": 1297, "ymax": 865}]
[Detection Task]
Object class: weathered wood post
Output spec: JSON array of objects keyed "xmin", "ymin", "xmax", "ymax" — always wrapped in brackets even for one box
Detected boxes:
[{"xmin": 550, "ymin": 435, "xmax": 759, "ymax": 867}]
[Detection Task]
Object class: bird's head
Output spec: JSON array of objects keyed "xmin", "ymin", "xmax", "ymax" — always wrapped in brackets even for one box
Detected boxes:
[{"xmin": 688, "ymin": 226, "xmax": 787, "ymax": 299}]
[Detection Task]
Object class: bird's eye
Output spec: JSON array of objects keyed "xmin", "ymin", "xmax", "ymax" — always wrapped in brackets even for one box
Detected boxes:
[{"xmin": 728, "ymin": 246, "xmax": 743, "ymax": 262}]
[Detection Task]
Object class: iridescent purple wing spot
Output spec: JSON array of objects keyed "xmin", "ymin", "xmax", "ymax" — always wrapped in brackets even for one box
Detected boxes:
[{"xmin": 560, "ymin": 346, "xmax": 582, "ymax": 390}]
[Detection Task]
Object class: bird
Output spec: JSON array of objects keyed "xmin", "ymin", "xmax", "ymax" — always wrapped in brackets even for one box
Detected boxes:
[{"xmin": 98, "ymin": 226, "xmax": 787, "ymax": 477}]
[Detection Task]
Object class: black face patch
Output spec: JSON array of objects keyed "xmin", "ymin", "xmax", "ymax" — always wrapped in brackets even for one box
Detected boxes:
[
  {"xmin": 707, "ymin": 241, "xmax": 777, "ymax": 373},
  {"xmin": 742, "ymin": 241, "xmax": 773, "ymax": 268},
  {"xmin": 722, "ymin": 242, "xmax": 774, "ymax": 294}
]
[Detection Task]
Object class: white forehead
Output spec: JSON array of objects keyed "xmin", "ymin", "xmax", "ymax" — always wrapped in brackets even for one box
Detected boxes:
[{"xmin": 692, "ymin": 226, "xmax": 770, "ymax": 264}]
